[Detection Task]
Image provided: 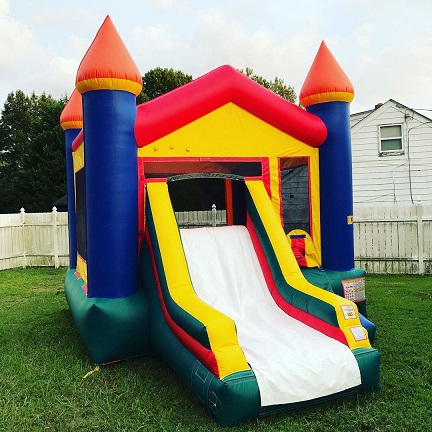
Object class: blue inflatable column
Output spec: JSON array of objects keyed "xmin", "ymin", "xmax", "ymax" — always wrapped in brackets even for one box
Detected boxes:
[
  {"xmin": 75, "ymin": 16, "xmax": 143, "ymax": 299},
  {"xmin": 300, "ymin": 41, "xmax": 356, "ymax": 271},
  {"xmin": 60, "ymin": 90, "xmax": 83, "ymax": 270},
  {"xmin": 308, "ymin": 102, "xmax": 354, "ymax": 270},
  {"xmin": 82, "ymin": 91, "xmax": 138, "ymax": 298}
]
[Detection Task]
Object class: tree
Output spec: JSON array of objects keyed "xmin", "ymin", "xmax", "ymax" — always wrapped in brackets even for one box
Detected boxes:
[
  {"xmin": 0, "ymin": 67, "xmax": 297, "ymax": 214},
  {"xmin": 0, "ymin": 90, "xmax": 33, "ymax": 212},
  {"xmin": 0, "ymin": 91, "xmax": 67, "ymax": 213},
  {"xmin": 238, "ymin": 67, "xmax": 297, "ymax": 103},
  {"xmin": 137, "ymin": 67, "xmax": 193, "ymax": 104},
  {"xmin": 137, "ymin": 66, "xmax": 297, "ymax": 105}
]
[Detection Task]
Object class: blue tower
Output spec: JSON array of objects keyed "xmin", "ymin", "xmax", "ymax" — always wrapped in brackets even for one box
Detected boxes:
[
  {"xmin": 74, "ymin": 16, "xmax": 143, "ymax": 298},
  {"xmin": 60, "ymin": 89, "xmax": 82, "ymax": 270},
  {"xmin": 62, "ymin": 16, "xmax": 149, "ymax": 364},
  {"xmin": 300, "ymin": 41, "xmax": 356, "ymax": 272}
]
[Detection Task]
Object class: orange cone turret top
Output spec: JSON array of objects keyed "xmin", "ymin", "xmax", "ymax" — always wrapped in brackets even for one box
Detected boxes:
[
  {"xmin": 299, "ymin": 41, "xmax": 354, "ymax": 107},
  {"xmin": 75, "ymin": 16, "xmax": 142, "ymax": 96},
  {"xmin": 60, "ymin": 89, "xmax": 83, "ymax": 130}
]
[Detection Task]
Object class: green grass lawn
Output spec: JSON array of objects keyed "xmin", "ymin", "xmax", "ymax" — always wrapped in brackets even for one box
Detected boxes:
[{"xmin": 0, "ymin": 268, "xmax": 431, "ymax": 431}]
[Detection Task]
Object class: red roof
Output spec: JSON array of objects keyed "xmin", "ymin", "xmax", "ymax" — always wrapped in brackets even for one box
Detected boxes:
[{"xmin": 135, "ymin": 65, "xmax": 327, "ymax": 148}]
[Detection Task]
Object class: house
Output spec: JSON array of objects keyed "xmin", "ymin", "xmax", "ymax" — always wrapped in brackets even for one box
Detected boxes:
[{"xmin": 350, "ymin": 99, "xmax": 432, "ymax": 206}]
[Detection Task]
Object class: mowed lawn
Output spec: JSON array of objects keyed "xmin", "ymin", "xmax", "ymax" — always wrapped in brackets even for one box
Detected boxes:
[{"xmin": 0, "ymin": 268, "xmax": 430, "ymax": 432}]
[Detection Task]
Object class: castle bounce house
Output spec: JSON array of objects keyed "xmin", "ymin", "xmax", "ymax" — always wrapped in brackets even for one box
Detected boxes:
[{"xmin": 60, "ymin": 16, "xmax": 380, "ymax": 427}]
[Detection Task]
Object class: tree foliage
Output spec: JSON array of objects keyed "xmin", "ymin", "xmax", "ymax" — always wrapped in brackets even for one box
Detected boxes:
[
  {"xmin": 238, "ymin": 67, "xmax": 297, "ymax": 103},
  {"xmin": 0, "ymin": 91, "xmax": 67, "ymax": 213},
  {"xmin": 0, "ymin": 67, "xmax": 296, "ymax": 214},
  {"xmin": 137, "ymin": 67, "xmax": 193, "ymax": 104},
  {"xmin": 137, "ymin": 66, "xmax": 297, "ymax": 105}
]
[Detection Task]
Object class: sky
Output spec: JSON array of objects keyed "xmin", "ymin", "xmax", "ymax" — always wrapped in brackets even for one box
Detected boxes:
[{"xmin": 1, "ymin": 0, "xmax": 431, "ymax": 114}]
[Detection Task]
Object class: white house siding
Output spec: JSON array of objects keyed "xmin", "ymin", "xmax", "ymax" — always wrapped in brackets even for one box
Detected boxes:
[
  {"xmin": 350, "ymin": 110, "xmax": 372, "ymax": 128},
  {"xmin": 350, "ymin": 100, "xmax": 432, "ymax": 206}
]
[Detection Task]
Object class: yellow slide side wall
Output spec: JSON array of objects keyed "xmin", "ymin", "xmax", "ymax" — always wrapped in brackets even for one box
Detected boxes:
[
  {"xmin": 246, "ymin": 179, "xmax": 371, "ymax": 350},
  {"xmin": 146, "ymin": 182, "xmax": 250, "ymax": 378}
]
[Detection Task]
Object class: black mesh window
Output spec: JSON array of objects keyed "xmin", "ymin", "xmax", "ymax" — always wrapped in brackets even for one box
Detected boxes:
[
  {"xmin": 280, "ymin": 158, "xmax": 310, "ymax": 234},
  {"xmin": 75, "ymin": 168, "xmax": 87, "ymax": 260},
  {"xmin": 144, "ymin": 161, "xmax": 262, "ymax": 178}
]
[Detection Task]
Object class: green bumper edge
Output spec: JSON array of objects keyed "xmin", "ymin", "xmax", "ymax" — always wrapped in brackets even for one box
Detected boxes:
[
  {"xmin": 301, "ymin": 266, "xmax": 365, "ymax": 303},
  {"xmin": 301, "ymin": 267, "xmax": 368, "ymax": 317},
  {"xmin": 140, "ymin": 242, "xmax": 261, "ymax": 428},
  {"xmin": 353, "ymin": 347, "xmax": 381, "ymax": 391},
  {"xmin": 64, "ymin": 268, "xmax": 151, "ymax": 364},
  {"xmin": 301, "ymin": 267, "xmax": 377, "ymax": 343}
]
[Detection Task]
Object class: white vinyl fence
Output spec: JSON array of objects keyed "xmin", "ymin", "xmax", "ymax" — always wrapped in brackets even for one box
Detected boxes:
[
  {"xmin": 0, "ymin": 207, "xmax": 69, "ymax": 271},
  {"xmin": 175, "ymin": 205, "xmax": 226, "ymax": 228},
  {"xmin": 165, "ymin": 205, "xmax": 432, "ymax": 275},
  {"xmin": 0, "ymin": 207, "xmax": 226, "ymax": 271},
  {"xmin": 1, "ymin": 204, "xmax": 431, "ymax": 274},
  {"xmin": 354, "ymin": 203, "xmax": 432, "ymax": 275}
]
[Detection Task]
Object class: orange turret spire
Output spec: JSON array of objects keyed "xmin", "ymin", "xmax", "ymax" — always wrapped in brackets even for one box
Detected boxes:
[
  {"xmin": 75, "ymin": 16, "xmax": 142, "ymax": 95},
  {"xmin": 299, "ymin": 41, "xmax": 354, "ymax": 107},
  {"xmin": 60, "ymin": 89, "xmax": 83, "ymax": 130}
]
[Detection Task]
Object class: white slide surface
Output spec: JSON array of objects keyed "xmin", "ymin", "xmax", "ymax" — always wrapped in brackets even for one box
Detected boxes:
[{"xmin": 180, "ymin": 225, "xmax": 361, "ymax": 407}]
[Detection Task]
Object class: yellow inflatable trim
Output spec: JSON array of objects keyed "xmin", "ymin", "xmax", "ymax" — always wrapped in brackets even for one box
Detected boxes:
[
  {"xmin": 246, "ymin": 179, "xmax": 371, "ymax": 350},
  {"xmin": 146, "ymin": 182, "xmax": 250, "ymax": 379},
  {"xmin": 76, "ymin": 77, "xmax": 142, "ymax": 96}
]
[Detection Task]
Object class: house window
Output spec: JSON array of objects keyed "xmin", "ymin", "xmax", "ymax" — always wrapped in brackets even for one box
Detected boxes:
[{"xmin": 379, "ymin": 124, "xmax": 403, "ymax": 154}]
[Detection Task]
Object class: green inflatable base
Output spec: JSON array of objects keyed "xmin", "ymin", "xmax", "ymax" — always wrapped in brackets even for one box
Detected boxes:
[
  {"xmin": 64, "ymin": 268, "xmax": 151, "ymax": 364},
  {"xmin": 139, "ymin": 242, "xmax": 380, "ymax": 427},
  {"xmin": 301, "ymin": 267, "xmax": 368, "ymax": 316},
  {"xmin": 300, "ymin": 267, "xmax": 378, "ymax": 343}
]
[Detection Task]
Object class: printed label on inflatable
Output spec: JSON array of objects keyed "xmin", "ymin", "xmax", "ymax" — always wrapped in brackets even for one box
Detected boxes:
[
  {"xmin": 342, "ymin": 277, "xmax": 366, "ymax": 302},
  {"xmin": 350, "ymin": 326, "xmax": 368, "ymax": 341},
  {"xmin": 341, "ymin": 304, "xmax": 356, "ymax": 320}
]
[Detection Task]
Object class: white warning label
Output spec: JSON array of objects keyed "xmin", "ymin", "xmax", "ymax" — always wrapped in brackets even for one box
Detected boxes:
[
  {"xmin": 341, "ymin": 304, "xmax": 357, "ymax": 320},
  {"xmin": 342, "ymin": 277, "xmax": 366, "ymax": 302},
  {"xmin": 350, "ymin": 326, "xmax": 368, "ymax": 341}
]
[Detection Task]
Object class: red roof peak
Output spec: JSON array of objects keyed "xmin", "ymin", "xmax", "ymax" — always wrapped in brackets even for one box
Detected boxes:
[{"xmin": 135, "ymin": 65, "xmax": 327, "ymax": 148}]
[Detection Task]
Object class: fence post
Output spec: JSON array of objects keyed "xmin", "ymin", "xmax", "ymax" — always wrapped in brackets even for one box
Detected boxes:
[
  {"xmin": 416, "ymin": 200, "xmax": 424, "ymax": 275},
  {"xmin": 211, "ymin": 204, "xmax": 217, "ymax": 227},
  {"xmin": 20, "ymin": 207, "xmax": 27, "ymax": 268},
  {"xmin": 52, "ymin": 206, "xmax": 59, "ymax": 269}
]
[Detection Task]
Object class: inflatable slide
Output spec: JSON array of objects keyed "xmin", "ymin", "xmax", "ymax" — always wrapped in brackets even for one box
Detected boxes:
[{"xmin": 140, "ymin": 179, "xmax": 380, "ymax": 426}]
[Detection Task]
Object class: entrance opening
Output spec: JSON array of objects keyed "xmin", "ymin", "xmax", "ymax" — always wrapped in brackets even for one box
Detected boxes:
[
  {"xmin": 167, "ymin": 176, "xmax": 246, "ymax": 228},
  {"xmin": 168, "ymin": 177, "xmax": 225, "ymax": 212}
]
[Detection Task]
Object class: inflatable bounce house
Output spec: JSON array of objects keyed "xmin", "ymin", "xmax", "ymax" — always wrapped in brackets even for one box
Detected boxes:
[{"xmin": 60, "ymin": 16, "xmax": 380, "ymax": 427}]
